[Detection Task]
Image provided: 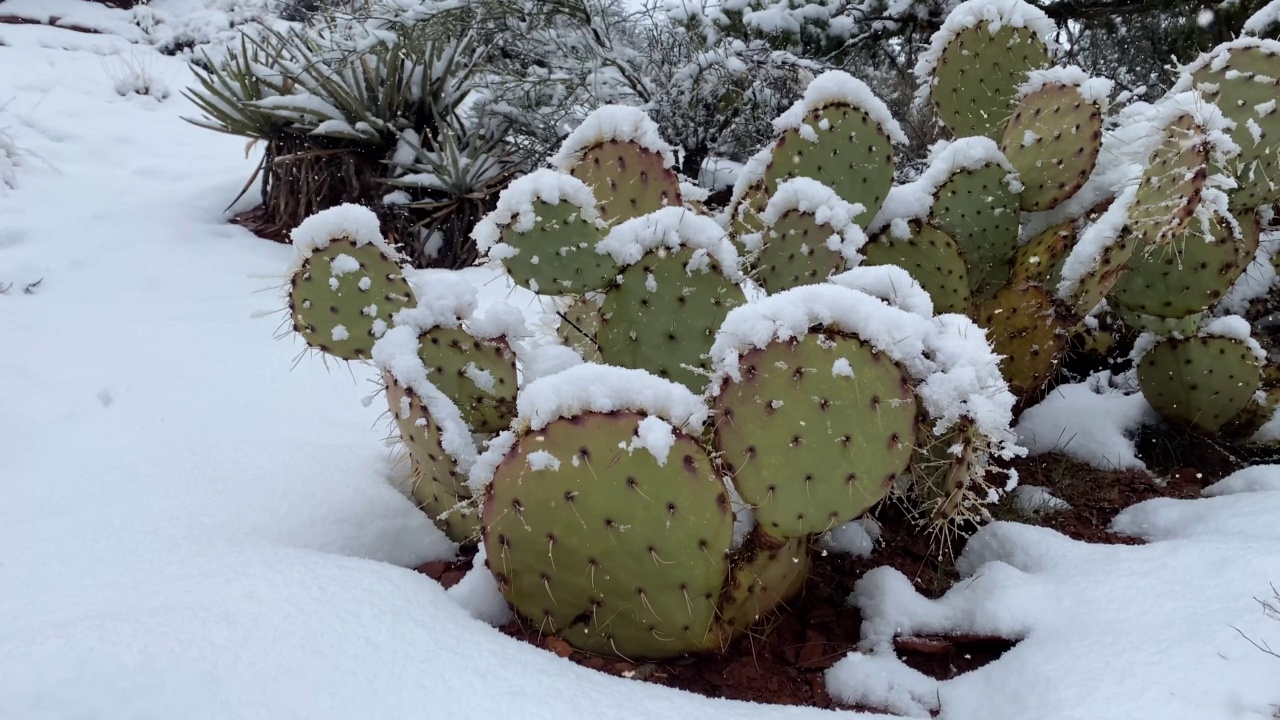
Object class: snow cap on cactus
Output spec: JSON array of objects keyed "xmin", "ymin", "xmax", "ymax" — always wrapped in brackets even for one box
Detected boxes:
[
  {"xmin": 371, "ymin": 325, "xmax": 479, "ymax": 474},
  {"xmin": 709, "ymin": 283, "xmax": 1018, "ymax": 451},
  {"xmin": 549, "ymin": 105, "xmax": 678, "ymax": 172},
  {"xmin": 596, "ymin": 206, "xmax": 745, "ymax": 281},
  {"xmin": 772, "ymin": 70, "xmax": 907, "ymax": 145},
  {"xmin": 1017, "ymin": 65, "xmax": 1114, "ymax": 108},
  {"xmin": 1244, "ymin": 1, "xmax": 1280, "ymax": 34},
  {"xmin": 749, "ymin": 177, "xmax": 869, "ymax": 261},
  {"xmin": 470, "ymin": 169, "xmax": 602, "ymax": 256},
  {"xmin": 915, "ymin": 0, "xmax": 1059, "ymax": 87},
  {"xmin": 828, "ymin": 265, "xmax": 935, "ymax": 319},
  {"xmin": 289, "ymin": 202, "xmax": 396, "ymax": 265},
  {"xmin": 515, "ymin": 363, "xmax": 710, "ymax": 433},
  {"xmin": 868, "ymin": 138, "xmax": 1021, "ymax": 233}
]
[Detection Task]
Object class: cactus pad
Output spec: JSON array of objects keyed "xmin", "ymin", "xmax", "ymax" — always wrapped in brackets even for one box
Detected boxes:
[
  {"xmin": 764, "ymin": 104, "xmax": 895, "ymax": 223},
  {"xmin": 753, "ymin": 201, "xmax": 855, "ymax": 294},
  {"xmin": 932, "ymin": 160, "xmax": 1022, "ymax": 300},
  {"xmin": 289, "ymin": 239, "xmax": 414, "ymax": 360},
  {"xmin": 1183, "ymin": 42, "xmax": 1280, "ymax": 212},
  {"xmin": 1109, "ymin": 210, "xmax": 1251, "ymax": 323},
  {"xmin": 712, "ymin": 332, "xmax": 918, "ymax": 539},
  {"xmin": 861, "ymin": 223, "xmax": 972, "ymax": 314},
  {"xmin": 717, "ymin": 535, "xmax": 810, "ymax": 634},
  {"xmin": 598, "ymin": 249, "xmax": 746, "ymax": 392},
  {"xmin": 488, "ymin": 197, "xmax": 615, "ymax": 296},
  {"xmin": 1011, "ymin": 221, "xmax": 1075, "ymax": 288},
  {"xmin": 1129, "ymin": 113, "xmax": 1211, "ymax": 248},
  {"xmin": 384, "ymin": 373, "xmax": 477, "ymax": 542},
  {"xmin": 977, "ymin": 283, "xmax": 1068, "ymax": 398},
  {"xmin": 555, "ymin": 293, "xmax": 605, "ymax": 364},
  {"xmin": 1137, "ymin": 335, "xmax": 1262, "ymax": 434},
  {"xmin": 931, "ymin": 23, "xmax": 1053, "ymax": 140},
  {"xmin": 483, "ymin": 411, "xmax": 734, "ymax": 659},
  {"xmin": 909, "ymin": 418, "xmax": 985, "ymax": 524},
  {"xmin": 414, "ymin": 326, "xmax": 518, "ymax": 434},
  {"xmin": 569, "ymin": 140, "xmax": 683, "ymax": 223},
  {"xmin": 1001, "ymin": 83, "xmax": 1104, "ymax": 211}
]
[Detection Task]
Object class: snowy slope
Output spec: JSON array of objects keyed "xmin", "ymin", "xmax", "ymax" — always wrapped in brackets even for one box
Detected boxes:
[{"xmin": 2, "ymin": 6, "xmax": 1279, "ymax": 720}]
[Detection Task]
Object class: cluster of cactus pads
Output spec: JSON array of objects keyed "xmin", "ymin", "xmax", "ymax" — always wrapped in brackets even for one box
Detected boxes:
[{"xmin": 272, "ymin": 0, "xmax": 1280, "ymax": 661}]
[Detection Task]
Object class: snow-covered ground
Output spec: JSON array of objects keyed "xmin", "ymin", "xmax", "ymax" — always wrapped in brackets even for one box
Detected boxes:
[{"xmin": 2, "ymin": 4, "xmax": 1279, "ymax": 719}]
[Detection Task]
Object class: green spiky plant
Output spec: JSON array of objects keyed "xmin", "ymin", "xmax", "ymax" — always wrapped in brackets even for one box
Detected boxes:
[{"xmin": 184, "ymin": 15, "xmax": 514, "ymax": 267}]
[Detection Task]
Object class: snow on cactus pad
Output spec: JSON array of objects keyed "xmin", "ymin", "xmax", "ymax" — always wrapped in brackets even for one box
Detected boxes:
[
  {"xmin": 471, "ymin": 170, "xmax": 615, "ymax": 295},
  {"xmin": 1174, "ymin": 38, "xmax": 1280, "ymax": 212},
  {"xmin": 918, "ymin": 0, "xmax": 1056, "ymax": 140},
  {"xmin": 553, "ymin": 106, "xmax": 682, "ymax": 223},
  {"xmin": 288, "ymin": 205, "xmax": 413, "ymax": 361},
  {"xmin": 1109, "ymin": 209, "xmax": 1254, "ymax": 324},
  {"xmin": 476, "ymin": 365, "xmax": 731, "ymax": 659},
  {"xmin": 1136, "ymin": 322, "xmax": 1264, "ymax": 435},
  {"xmin": 764, "ymin": 71, "xmax": 904, "ymax": 225},
  {"xmin": 595, "ymin": 208, "xmax": 747, "ymax": 391},
  {"xmin": 710, "ymin": 280, "xmax": 1022, "ymax": 531},
  {"xmin": 748, "ymin": 177, "xmax": 868, "ymax": 293},
  {"xmin": 712, "ymin": 328, "xmax": 918, "ymax": 538},
  {"xmin": 1001, "ymin": 68, "xmax": 1109, "ymax": 212}
]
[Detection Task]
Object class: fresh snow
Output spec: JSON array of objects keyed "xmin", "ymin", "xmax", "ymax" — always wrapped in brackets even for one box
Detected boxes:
[
  {"xmin": 596, "ymin": 206, "xmax": 745, "ymax": 281},
  {"xmin": 470, "ymin": 168, "xmax": 603, "ymax": 256},
  {"xmin": 772, "ymin": 70, "xmax": 908, "ymax": 145},
  {"xmin": 549, "ymin": 104, "xmax": 678, "ymax": 171},
  {"xmin": 6, "ymin": 5, "xmax": 1280, "ymax": 720},
  {"xmin": 753, "ymin": 176, "xmax": 869, "ymax": 260},
  {"xmin": 1015, "ymin": 374, "xmax": 1158, "ymax": 469},
  {"xmin": 1018, "ymin": 65, "xmax": 1114, "ymax": 108}
]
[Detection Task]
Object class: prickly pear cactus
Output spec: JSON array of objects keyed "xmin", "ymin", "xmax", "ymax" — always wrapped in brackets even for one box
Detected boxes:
[
  {"xmin": 861, "ymin": 223, "xmax": 972, "ymax": 315},
  {"xmin": 930, "ymin": 141, "xmax": 1022, "ymax": 300},
  {"xmin": 717, "ymin": 536, "xmax": 810, "ymax": 634},
  {"xmin": 595, "ymin": 209, "xmax": 746, "ymax": 391},
  {"xmin": 1010, "ymin": 220, "xmax": 1075, "ymax": 288},
  {"xmin": 1136, "ymin": 327, "xmax": 1263, "ymax": 434},
  {"xmin": 1176, "ymin": 39, "xmax": 1280, "ymax": 213},
  {"xmin": 763, "ymin": 72, "xmax": 903, "ymax": 224},
  {"xmin": 923, "ymin": 1, "xmax": 1054, "ymax": 140},
  {"xmin": 384, "ymin": 374, "xmax": 478, "ymax": 541},
  {"xmin": 552, "ymin": 107, "xmax": 683, "ymax": 223},
  {"xmin": 414, "ymin": 326, "xmax": 518, "ymax": 434},
  {"xmin": 1000, "ymin": 71, "xmax": 1107, "ymax": 212},
  {"xmin": 749, "ymin": 178, "xmax": 866, "ymax": 293},
  {"xmin": 977, "ymin": 283, "xmax": 1068, "ymax": 398},
  {"xmin": 288, "ymin": 206, "xmax": 415, "ymax": 361},
  {"xmin": 480, "ymin": 373, "xmax": 734, "ymax": 658},
  {"xmin": 1109, "ymin": 210, "xmax": 1252, "ymax": 328},
  {"xmin": 471, "ymin": 170, "xmax": 616, "ymax": 296}
]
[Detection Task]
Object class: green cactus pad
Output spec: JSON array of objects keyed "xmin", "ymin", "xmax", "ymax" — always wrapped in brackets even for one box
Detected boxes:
[
  {"xmin": 1137, "ymin": 335, "xmax": 1262, "ymax": 434},
  {"xmin": 712, "ymin": 332, "xmax": 918, "ymax": 539},
  {"xmin": 1183, "ymin": 42, "xmax": 1280, "ymax": 212},
  {"xmin": 555, "ymin": 293, "xmax": 605, "ymax": 364},
  {"xmin": 289, "ymin": 238, "xmax": 415, "ymax": 361},
  {"xmin": 1000, "ymin": 83, "xmax": 1104, "ymax": 211},
  {"xmin": 717, "ymin": 535, "xmax": 810, "ymax": 634},
  {"xmin": 1109, "ymin": 210, "xmax": 1251, "ymax": 322},
  {"xmin": 486, "ymin": 198, "xmax": 615, "ymax": 296},
  {"xmin": 483, "ymin": 411, "xmax": 734, "ymax": 659},
  {"xmin": 569, "ymin": 140, "xmax": 683, "ymax": 223},
  {"xmin": 861, "ymin": 223, "xmax": 972, "ymax": 314},
  {"xmin": 727, "ymin": 181, "xmax": 770, "ymax": 240},
  {"xmin": 977, "ymin": 283, "xmax": 1068, "ymax": 398},
  {"xmin": 753, "ymin": 209, "xmax": 850, "ymax": 294},
  {"xmin": 413, "ymin": 326, "xmax": 518, "ymax": 435},
  {"xmin": 931, "ymin": 23, "xmax": 1053, "ymax": 139},
  {"xmin": 1129, "ymin": 113, "xmax": 1211, "ymax": 247},
  {"xmin": 763, "ymin": 104, "xmax": 896, "ymax": 223},
  {"xmin": 1011, "ymin": 221, "xmax": 1075, "ymax": 288},
  {"xmin": 931, "ymin": 161, "xmax": 1022, "ymax": 300},
  {"xmin": 598, "ymin": 249, "xmax": 746, "ymax": 392},
  {"xmin": 384, "ymin": 373, "xmax": 477, "ymax": 542}
]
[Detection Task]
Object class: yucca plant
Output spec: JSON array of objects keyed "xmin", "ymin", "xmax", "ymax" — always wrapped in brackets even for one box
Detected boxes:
[{"xmin": 183, "ymin": 11, "xmax": 513, "ymax": 266}]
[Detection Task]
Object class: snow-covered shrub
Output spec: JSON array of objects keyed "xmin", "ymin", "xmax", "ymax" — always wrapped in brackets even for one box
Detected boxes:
[
  {"xmin": 0, "ymin": 126, "xmax": 19, "ymax": 191},
  {"xmin": 104, "ymin": 50, "xmax": 171, "ymax": 100},
  {"xmin": 184, "ymin": 7, "xmax": 514, "ymax": 267}
]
